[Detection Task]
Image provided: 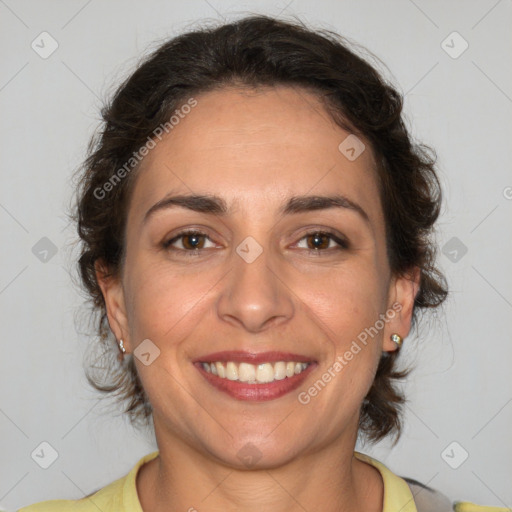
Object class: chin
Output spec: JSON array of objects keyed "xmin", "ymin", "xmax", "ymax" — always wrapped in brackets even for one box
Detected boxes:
[{"xmin": 206, "ymin": 434, "xmax": 308, "ymax": 471}]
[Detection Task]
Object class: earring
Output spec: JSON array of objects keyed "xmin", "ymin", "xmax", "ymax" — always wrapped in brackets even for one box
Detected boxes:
[
  {"xmin": 118, "ymin": 339, "xmax": 126, "ymax": 354},
  {"xmin": 390, "ymin": 333, "xmax": 403, "ymax": 348}
]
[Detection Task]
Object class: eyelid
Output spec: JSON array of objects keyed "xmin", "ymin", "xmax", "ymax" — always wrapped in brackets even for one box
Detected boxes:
[
  {"xmin": 162, "ymin": 226, "xmax": 349, "ymax": 255},
  {"xmin": 162, "ymin": 228, "xmax": 218, "ymax": 249},
  {"xmin": 291, "ymin": 228, "xmax": 349, "ymax": 251}
]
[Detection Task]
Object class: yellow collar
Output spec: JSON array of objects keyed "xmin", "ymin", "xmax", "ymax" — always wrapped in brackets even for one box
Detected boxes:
[{"xmin": 122, "ymin": 450, "xmax": 417, "ymax": 512}]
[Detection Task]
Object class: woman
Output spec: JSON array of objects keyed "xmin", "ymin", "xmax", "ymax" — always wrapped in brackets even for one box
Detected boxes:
[{"xmin": 21, "ymin": 13, "xmax": 486, "ymax": 512}]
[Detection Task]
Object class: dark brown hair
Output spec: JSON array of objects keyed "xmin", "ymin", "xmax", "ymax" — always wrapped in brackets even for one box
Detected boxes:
[{"xmin": 74, "ymin": 14, "xmax": 448, "ymax": 444}]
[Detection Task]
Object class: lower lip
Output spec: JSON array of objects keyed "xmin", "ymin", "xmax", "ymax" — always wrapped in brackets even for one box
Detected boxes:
[{"xmin": 195, "ymin": 362, "xmax": 317, "ymax": 401}]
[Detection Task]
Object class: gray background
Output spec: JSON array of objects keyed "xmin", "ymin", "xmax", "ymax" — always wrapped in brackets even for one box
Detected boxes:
[{"xmin": 1, "ymin": 0, "xmax": 511, "ymax": 509}]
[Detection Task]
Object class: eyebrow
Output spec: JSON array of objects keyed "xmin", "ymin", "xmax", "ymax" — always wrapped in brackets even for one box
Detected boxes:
[{"xmin": 143, "ymin": 193, "xmax": 370, "ymax": 225}]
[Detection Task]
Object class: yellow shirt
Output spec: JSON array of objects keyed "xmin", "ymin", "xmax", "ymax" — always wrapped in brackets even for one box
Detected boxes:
[
  {"xmin": 18, "ymin": 450, "xmax": 420, "ymax": 511},
  {"xmin": 17, "ymin": 451, "xmax": 508, "ymax": 512}
]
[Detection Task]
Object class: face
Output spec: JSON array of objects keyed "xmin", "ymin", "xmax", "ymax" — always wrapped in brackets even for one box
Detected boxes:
[{"xmin": 99, "ymin": 85, "xmax": 418, "ymax": 468}]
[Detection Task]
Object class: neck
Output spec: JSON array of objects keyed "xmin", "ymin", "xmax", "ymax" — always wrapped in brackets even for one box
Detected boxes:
[{"xmin": 137, "ymin": 424, "xmax": 383, "ymax": 512}]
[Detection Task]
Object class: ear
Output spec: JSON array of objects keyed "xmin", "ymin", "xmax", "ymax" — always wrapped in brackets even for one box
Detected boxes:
[
  {"xmin": 95, "ymin": 259, "xmax": 131, "ymax": 352},
  {"xmin": 382, "ymin": 267, "xmax": 421, "ymax": 353}
]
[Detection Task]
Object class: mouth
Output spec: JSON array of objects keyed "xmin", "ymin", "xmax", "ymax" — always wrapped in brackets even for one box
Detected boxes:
[{"xmin": 194, "ymin": 351, "xmax": 317, "ymax": 401}]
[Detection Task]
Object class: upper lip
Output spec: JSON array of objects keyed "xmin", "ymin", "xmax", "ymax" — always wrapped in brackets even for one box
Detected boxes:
[{"xmin": 195, "ymin": 351, "xmax": 315, "ymax": 364}]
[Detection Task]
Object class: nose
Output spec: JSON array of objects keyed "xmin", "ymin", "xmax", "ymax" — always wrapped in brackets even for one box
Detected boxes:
[{"xmin": 216, "ymin": 244, "xmax": 295, "ymax": 333}]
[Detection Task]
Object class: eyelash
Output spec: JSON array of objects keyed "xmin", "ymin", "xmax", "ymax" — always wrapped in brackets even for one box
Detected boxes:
[{"xmin": 162, "ymin": 229, "xmax": 349, "ymax": 257}]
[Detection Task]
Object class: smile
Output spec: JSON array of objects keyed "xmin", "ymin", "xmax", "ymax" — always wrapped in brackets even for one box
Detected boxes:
[
  {"xmin": 194, "ymin": 351, "xmax": 317, "ymax": 401},
  {"xmin": 201, "ymin": 361, "xmax": 311, "ymax": 384}
]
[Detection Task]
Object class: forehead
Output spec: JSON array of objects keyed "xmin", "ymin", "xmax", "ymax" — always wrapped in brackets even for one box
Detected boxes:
[{"xmin": 129, "ymin": 85, "xmax": 381, "ymax": 221}]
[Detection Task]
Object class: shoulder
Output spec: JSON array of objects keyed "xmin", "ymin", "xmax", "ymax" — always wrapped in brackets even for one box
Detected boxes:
[
  {"xmin": 17, "ymin": 477, "xmax": 124, "ymax": 512},
  {"xmin": 403, "ymin": 477, "xmax": 511, "ymax": 512},
  {"xmin": 354, "ymin": 451, "xmax": 421, "ymax": 512},
  {"xmin": 17, "ymin": 451, "xmax": 160, "ymax": 512},
  {"xmin": 402, "ymin": 476, "xmax": 453, "ymax": 512},
  {"xmin": 355, "ymin": 451, "xmax": 453, "ymax": 512}
]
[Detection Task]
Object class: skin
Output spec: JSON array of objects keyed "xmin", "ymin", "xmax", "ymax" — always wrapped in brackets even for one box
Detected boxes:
[{"xmin": 97, "ymin": 85, "xmax": 420, "ymax": 512}]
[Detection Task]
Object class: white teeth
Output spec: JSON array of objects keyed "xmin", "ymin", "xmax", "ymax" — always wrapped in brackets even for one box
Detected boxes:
[
  {"xmin": 226, "ymin": 361, "xmax": 238, "ymax": 381},
  {"xmin": 256, "ymin": 363, "xmax": 274, "ymax": 383},
  {"xmin": 216, "ymin": 361, "xmax": 226, "ymax": 378},
  {"xmin": 238, "ymin": 362, "xmax": 256, "ymax": 382},
  {"xmin": 274, "ymin": 361, "xmax": 286, "ymax": 380},
  {"xmin": 200, "ymin": 360, "xmax": 311, "ymax": 383}
]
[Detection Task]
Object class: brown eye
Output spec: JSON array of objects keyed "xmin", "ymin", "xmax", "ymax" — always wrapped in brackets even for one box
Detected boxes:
[
  {"xmin": 296, "ymin": 231, "xmax": 348, "ymax": 253},
  {"xmin": 180, "ymin": 232, "xmax": 206, "ymax": 250},
  {"xmin": 163, "ymin": 230, "xmax": 214, "ymax": 252},
  {"xmin": 305, "ymin": 233, "xmax": 330, "ymax": 250}
]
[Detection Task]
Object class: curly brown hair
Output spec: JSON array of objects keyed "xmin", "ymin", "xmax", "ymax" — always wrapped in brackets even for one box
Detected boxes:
[{"xmin": 73, "ymin": 14, "xmax": 448, "ymax": 444}]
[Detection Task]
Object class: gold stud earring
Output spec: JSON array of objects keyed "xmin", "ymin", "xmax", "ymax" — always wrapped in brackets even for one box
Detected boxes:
[{"xmin": 390, "ymin": 333, "xmax": 403, "ymax": 348}]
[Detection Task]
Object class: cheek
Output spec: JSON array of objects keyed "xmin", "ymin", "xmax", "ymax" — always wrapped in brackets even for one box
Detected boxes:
[
  {"xmin": 123, "ymin": 259, "xmax": 206, "ymax": 343},
  {"xmin": 300, "ymin": 265, "xmax": 386, "ymax": 339},
  {"xmin": 297, "ymin": 265, "xmax": 387, "ymax": 396}
]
